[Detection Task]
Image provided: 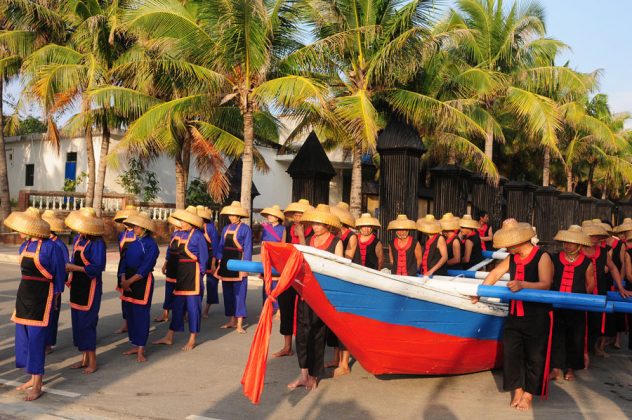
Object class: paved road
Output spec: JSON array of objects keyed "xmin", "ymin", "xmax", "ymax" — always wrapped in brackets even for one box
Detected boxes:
[{"xmin": 0, "ymin": 261, "xmax": 631, "ymax": 419}]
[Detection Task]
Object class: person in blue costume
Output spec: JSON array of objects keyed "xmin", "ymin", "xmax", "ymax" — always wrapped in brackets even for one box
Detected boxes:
[
  {"xmin": 64, "ymin": 207, "xmax": 106, "ymax": 374},
  {"xmin": 4, "ymin": 208, "xmax": 66, "ymax": 401},
  {"xmin": 156, "ymin": 216, "xmax": 182, "ymax": 322},
  {"xmin": 198, "ymin": 206, "xmax": 220, "ymax": 319},
  {"xmin": 41, "ymin": 210, "xmax": 70, "ymax": 355},
  {"xmin": 259, "ymin": 205, "xmax": 286, "ymax": 315},
  {"xmin": 154, "ymin": 206, "xmax": 208, "ymax": 351},
  {"xmin": 113, "ymin": 206, "xmax": 139, "ymax": 334},
  {"xmin": 119, "ymin": 212, "xmax": 160, "ymax": 362},
  {"xmin": 216, "ymin": 201, "xmax": 253, "ymax": 334}
]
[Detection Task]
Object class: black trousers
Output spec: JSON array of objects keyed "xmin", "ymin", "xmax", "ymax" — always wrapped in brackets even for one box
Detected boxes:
[
  {"xmin": 296, "ymin": 299, "xmax": 326, "ymax": 377},
  {"xmin": 551, "ymin": 310, "xmax": 585, "ymax": 371},
  {"xmin": 277, "ymin": 288, "xmax": 297, "ymax": 336},
  {"xmin": 503, "ymin": 313, "xmax": 551, "ymax": 395},
  {"xmin": 325, "ymin": 327, "xmax": 346, "ymax": 350}
]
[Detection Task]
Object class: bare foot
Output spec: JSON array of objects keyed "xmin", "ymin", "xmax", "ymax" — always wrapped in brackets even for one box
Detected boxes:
[
  {"xmin": 236, "ymin": 327, "xmax": 247, "ymax": 334},
  {"xmin": 45, "ymin": 345, "xmax": 54, "ymax": 355},
  {"xmin": 154, "ymin": 316, "xmax": 167, "ymax": 323},
  {"xmin": 24, "ymin": 388, "xmax": 43, "ymax": 401},
  {"xmin": 114, "ymin": 326, "xmax": 128, "ymax": 334},
  {"xmin": 220, "ymin": 323, "xmax": 236, "ymax": 329},
  {"xmin": 333, "ymin": 366, "xmax": 351, "ymax": 377},
  {"xmin": 16, "ymin": 378, "xmax": 34, "ymax": 391},
  {"xmin": 550, "ymin": 368, "xmax": 561, "ymax": 381},
  {"xmin": 516, "ymin": 394, "xmax": 532, "ymax": 412},
  {"xmin": 182, "ymin": 340, "xmax": 196, "ymax": 351},
  {"xmin": 202, "ymin": 313, "xmax": 209, "ymax": 319},
  {"xmin": 325, "ymin": 360, "xmax": 339, "ymax": 368},
  {"xmin": 153, "ymin": 337, "xmax": 173, "ymax": 345},
  {"xmin": 137, "ymin": 352, "xmax": 147, "ymax": 363},
  {"xmin": 564, "ymin": 370, "xmax": 576, "ymax": 381},
  {"xmin": 123, "ymin": 348, "xmax": 140, "ymax": 355},
  {"xmin": 274, "ymin": 312, "xmax": 281, "ymax": 321},
  {"xmin": 510, "ymin": 389, "xmax": 524, "ymax": 408},
  {"xmin": 82, "ymin": 365, "xmax": 98, "ymax": 374},
  {"xmin": 306, "ymin": 376, "xmax": 319, "ymax": 391},
  {"xmin": 273, "ymin": 348, "xmax": 294, "ymax": 358},
  {"xmin": 584, "ymin": 352, "xmax": 590, "ymax": 369},
  {"xmin": 69, "ymin": 361, "xmax": 87, "ymax": 369},
  {"xmin": 287, "ymin": 376, "xmax": 309, "ymax": 389},
  {"xmin": 595, "ymin": 347, "xmax": 609, "ymax": 358}
]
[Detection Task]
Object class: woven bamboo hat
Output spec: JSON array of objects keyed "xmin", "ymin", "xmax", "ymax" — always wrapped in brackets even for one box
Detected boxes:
[
  {"xmin": 220, "ymin": 201, "xmax": 249, "ymax": 218},
  {"xmin": 114, "ymin": 205, "xmax": 139, "ymax": 222},
  {"xmin": 65, "ymin": 207, "xmax": 104, "ymax": 236},
  {"xmin": 124, "ymin": 212, "xmax": 156, "ymax": 233},
  {"xmin": 41, "ymin": 210, "xmax": 69, "ymax": 234},
  {"xmin": 582, "ymin": 223, "xmax": 608, "ymax": 238},
  {"xmin": 355, "ymin": 213, "xmax": 380, "ymax": 228},
  {"xmin": 493, "ymin": 219, "xmax": 535, "ymax": 248},
  {"xmin": 167, "ymin": 215, "xmax": 182, "ymax": 229},
  {"xmin": 301, "ymin": 204, "xmax": 342, "ymax": 229},
  {"xmin": 284, "ymin": 199, "xmax": 313, "ymax": 217},
  {"xmin": 260, "ymin": 205, "xmax": 285, "ymax": 222},
  {"xmin": 625, "ymin": 230, "xmax": 632, "ymax": 241},
  {"xmin": 417, "ymin": 215, "xmax": 442, "ymax": 234},
  {"xmin": 4, "ymin": 207, "xmax": 50, "ymax": 238},
  {"xmin": 591, "ymin": 218, "xmax": 613, "ymax": 234},
  {"xmin": 387, "ymin": 214, "xmax": 417, "ymax": 231},
  {"xmin": 554, "ymin": 225, "xmax": 592, "ymax": 246},
  {"xmin": 459, "ymin": 214, "xmax": 480, "ymax": 230},
  {"xmin": 614, "ymin": 218, "xmax": 632, "ymax": 233},
  {"xmin": 331, "ymin": 202, "xmax": 356, "ymax": 228},
  {"xmin": 171, "ymin": 206, "xmax": 204, "ymax": 229},
  {"xmin": 440, "ymin": 213, "xmax": 460, "ymax": 231},
  {"xmin": 196, "ymin": 206, "xmax": 213, "ymax": 221}
]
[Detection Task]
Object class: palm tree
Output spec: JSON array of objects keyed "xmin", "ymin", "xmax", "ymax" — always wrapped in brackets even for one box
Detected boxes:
[{"xmin": 122, "ymin": 0, "xmax": 322, "ymax": 218}]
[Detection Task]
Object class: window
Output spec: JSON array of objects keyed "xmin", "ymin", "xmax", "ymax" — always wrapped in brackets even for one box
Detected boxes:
[
  {"xmin": 25, "ymin": 164, "xmax": 34, "ymax": 187},
  {"xmin": 67, "ymin": 152, "xmax": 77, "ymax": 162}
]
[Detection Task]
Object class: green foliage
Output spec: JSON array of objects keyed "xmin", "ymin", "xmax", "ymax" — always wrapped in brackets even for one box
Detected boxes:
[
  {"xmin": 16, "ymin": 116, "xmax": 46, "ymax": 134},
  {"xmin": 186, "ymin": 178, "xmax": 213, "ymax": 207},
  {"xmin": 63, "ymin": 171, "xmax": 87, "ymax": 192},
  {"xmin": 116, "ymin": 158, "xmax": 161, "ymax": 202}
]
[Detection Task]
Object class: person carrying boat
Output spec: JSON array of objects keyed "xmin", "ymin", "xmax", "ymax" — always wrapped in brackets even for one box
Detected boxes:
[
  {"xmin": 197, "ymin": 206, "xmax": 220, "ymax": 319},
  {"xmin": 216, "ymin": 201, "xmax": 253, "ymax": 334},
  {"xmin": 616, "ymin": 219, "xmax": 632, "ymax": 350},
  {"xmin": 64, "ymin": 207, "xmax": 106, "ymax": 374},
  {"xmin": 288, "ymin": 204, "xmax": 343, "ymax": 390},
  {"xmin": 113, "ymin": 205, "xmax": 139, "ymax": 335},
  {"xmin": 41, "ymin": 210, "xmax": 70, "ymax": 355},
  {"xmin": 440, "ymin": 213, "xmax": 462, "ymax": 270},
  {"xmin": 417, "ymin": 215, "xmax": 448, "ymax": 277},
  {"xmin": 355, "ymin": 213, "xmax": 384, "ymax": 270},
  {"xmin": 471, "ymin": 219, "xmax": 553, "ymax": 412},
  {"xmin": 387, "ymin": 215, "xmax": 422, "ymax": 276},
  {"xmin": 119, "ymin": 212, "xmax": 160, "ymax": 362},
  {"xmin": 154, "ymin": 206, "xmax": 208, "ymax": 350},
  {"xmin": 259, "ymin": 205, "xmax": 286, "ymax": 317},
  {"xmin": 477, "ymin": 210, "xmax": 494, "ymax": 251},
  {"xmin": 4, "ymin": 208, "xmax": 66, "ymax": 401},
  {"xmin": 155, "ymin": 215, "xmax": 182, "ymax": 323},
  {"xmin": 331, "ymin": 202, "xmax": 359, "ymax": 261},
  {"xmin": 550, "ymin": 226, "xmax": 594, "ymax": 382},
  {"xmin": 581, "ymin": 221, "xmax": 627, "ymax": 359},
  {"xmin": 460, "ymin": 215, "xmax": 484, "ymax": 269}
]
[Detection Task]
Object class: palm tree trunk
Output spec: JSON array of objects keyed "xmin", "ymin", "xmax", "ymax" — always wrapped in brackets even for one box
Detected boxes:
[
  {"xmin": 0, "ymin": 81, "xmax": 12, "ymax": 221},
  {"xmin": 93, "ymin": 122, "xmax": 110, "ymax": 216},
  {"xmin": 182, "ymin": 134, "xmax": 191, "ymax": 189},
  {"xmin": 349, "ymin": 139, "xmax": 362, "ymax": 217},
  {"xmin": 175, "ymin": 154, "xmax": 186, "ymax": 209},
  {"xmin": 542, "ymin": 146, "xmax": 550, "ymax": 187},
  {"xmin": 586, "ymin": 163, "xmax": 595, "ymax": 198},
  {"xmin": 240, "ymin": 100, "xmax": 254, "ymax": 222},
  {"xmin": 84, "ymin": 125, "xmax": 95, "ymax": 206},
  {"xmin": 601, "ymin": 185, "xmax": 607, "ymax": 199},
  {"xmin": 566, "ymin": 167, "xmax": 573, "ymax": 192},
  {"xmin": 484, "ymin": 125, "xmax": 494, "ymax": 160}
]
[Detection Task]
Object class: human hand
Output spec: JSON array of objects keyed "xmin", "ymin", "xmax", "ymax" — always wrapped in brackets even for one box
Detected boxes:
[{"xmin": 507, "ymin": 281, "xmax": 523, "ymax": 292}]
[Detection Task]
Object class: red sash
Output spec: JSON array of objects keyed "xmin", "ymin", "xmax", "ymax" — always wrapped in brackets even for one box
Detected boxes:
[{"xmin": 509, "ymin": 246, "xmax": 539, "ymax": 317}]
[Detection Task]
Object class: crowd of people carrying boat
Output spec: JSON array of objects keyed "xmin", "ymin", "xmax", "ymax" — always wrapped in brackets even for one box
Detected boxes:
[{"xmin": 4, "ymin": 199, "xmax": 632, "ymax": 411}]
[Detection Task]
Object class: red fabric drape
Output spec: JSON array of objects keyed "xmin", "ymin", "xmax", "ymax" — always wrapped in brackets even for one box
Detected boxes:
[{"xmin": 241, "ymin": 242, "xmax": 305, "ymax": 404}]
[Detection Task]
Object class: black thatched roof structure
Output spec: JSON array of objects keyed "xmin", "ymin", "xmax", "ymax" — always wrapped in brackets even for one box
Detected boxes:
[
  {"xmin": 225, "ymin": 158, "xmax": 260, "ymax": 203},
  {"xmin": 287, "ymin": 132, "xmax": 336, "ymax": 178},
  {"xmin": 376, "ymin": 116, "xmax": 425, "ymax": 153}
]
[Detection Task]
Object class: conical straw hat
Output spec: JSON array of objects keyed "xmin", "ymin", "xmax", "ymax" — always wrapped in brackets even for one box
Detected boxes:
[
  {"xmin": 114, "ymin": 205, "xmax": 138, "ymax": 222},
  {"xmin": 4, "ymin": 207, "xmax": 50, "ymax": 238},
  {"xmin": 41, "ymin": 210, "xmax": 69, "ymax": 234},
  {"xmin": 220, "ymin": 201, "xmax": 249, "ymax": 218},
  {"xmin": 614, "ymin": 218, "xmax": 632, "ymax": 233},
  {"xmin": 284, "ymin": 199, "xmax": 313, "ymax": 216},
  {"xmin": 387, "ymin": 214, "xmax": 417, "ymax": 231},
  {"xmin": 416, "ymin": 215, "xmax": 442, "ymax": 234},
  {"xmin": 196, "ymin": 206, "xmax": 213, "ymax": 221},
  {"xmin": 493, "ymin": 219, "xmax": 535, "ymax": 248},
  {"xmin": 65, "ymin": 207, "xmax": 104, "ymax": 236},
  {"xmin": 260, "ymin": 205, "xmax": 285, "ymax": 222},
  {"xmin": 581, "ymin": 220, "xmax": 593, "ymax": 228},
  {"xmin": 172, "ymin": 206, "xmax": 204, "ymax": 229},
  {"xmin": 439, "ymin": 213, "xmax": 460, "ymax": 231},
  {"xmin": 582, "ymin": 223, "xmax": 608, "ymax": 238},
  {"xmin": 554, "ymin": 225, "xmax": 592, "ymax": 246},
  {"xmin": 591, "ymin": 218, "xmax": 613, "ymax": 234},
  {"xmin": 459, "ymin": 214, "xmax": 480, "ymax": 229},
  {"xmin": 330, "ymin": 202, "xmax": 355, "ymax": 228},
  {"xmin": 301, "ymin": 204, "xmax": 341, "ymax": 229},
  {"xmin": 167, "ymin": 215, "xmax": 182, "ymax": 229},
  {"xmin": 625, "ymin": 230, "xmax": 632, "ymax": 241},
  {"xmin": 355, "ymin": 213, "xmax": 380, "ymax": 228},
  {"xmin": 124, "ymin": 212, "xmax": 156, "ymax": 233}
]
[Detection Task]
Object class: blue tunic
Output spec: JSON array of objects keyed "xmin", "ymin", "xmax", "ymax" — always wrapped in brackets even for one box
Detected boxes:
[
  {"xmin": 15, "ymin": 238, "xmax": 66, "ymax": 375},
  {"xmin": 217, "ymin": 223, "xmax": 253, "ymax": 262},
  {"xmin": 218, "ymin": 223, "xmax": 253, "ymax": 318},
  {"xmin": 119, "ymin": 235, "xmax": 160, "ymax": 347},
  {"xmin": 70, "ymin": 235, "xmax": 106, "ymax": 352}
]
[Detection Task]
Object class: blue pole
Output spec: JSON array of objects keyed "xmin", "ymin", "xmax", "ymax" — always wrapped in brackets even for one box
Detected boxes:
[
  {"xmin": 477, "ymin": 285, "xmax": 606, "ymax": 310},
  {"xmin": 606, "ymin": 291, "xmax": 632, "ymax": 303}
]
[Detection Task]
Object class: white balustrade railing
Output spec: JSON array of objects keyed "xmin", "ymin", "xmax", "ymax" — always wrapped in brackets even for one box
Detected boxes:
[{"xmin": 140, "ymin": 206, "xmax": 175, "ymax": 221}]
